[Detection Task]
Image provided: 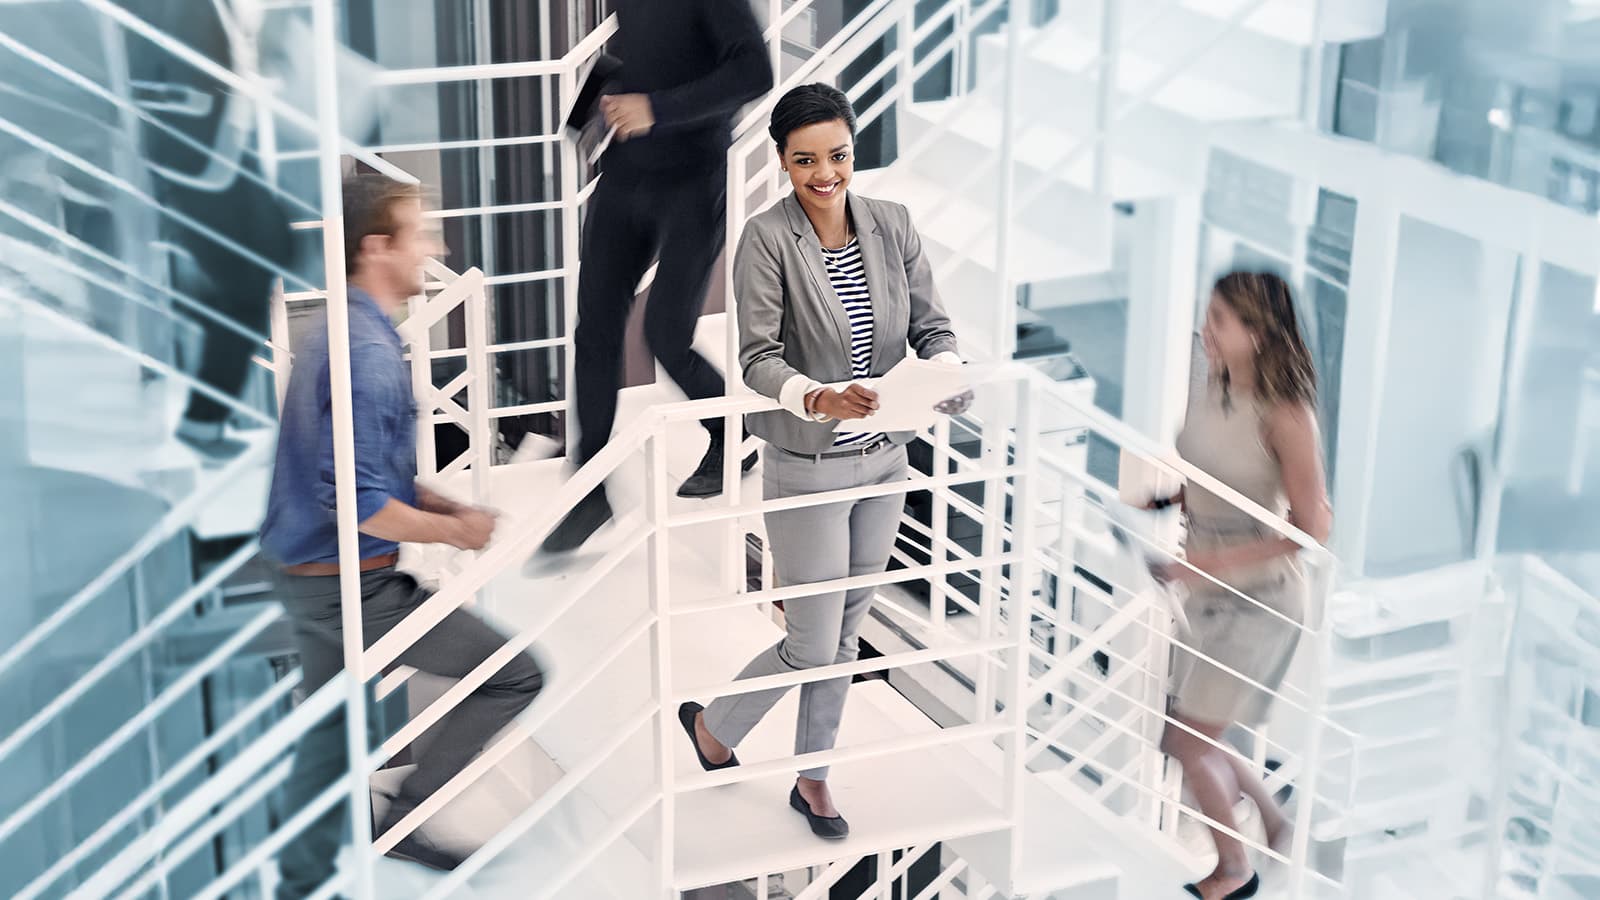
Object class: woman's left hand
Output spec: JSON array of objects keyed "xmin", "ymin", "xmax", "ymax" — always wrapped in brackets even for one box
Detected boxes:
[{"xmin": 1150, "ymin": 552, "xmax": 1219, "ymax": 587}]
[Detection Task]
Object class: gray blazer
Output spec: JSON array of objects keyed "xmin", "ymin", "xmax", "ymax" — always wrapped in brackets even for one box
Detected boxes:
[{"xmin": 734, "ymin": 191, "xmax": 959, "ymax": 453}]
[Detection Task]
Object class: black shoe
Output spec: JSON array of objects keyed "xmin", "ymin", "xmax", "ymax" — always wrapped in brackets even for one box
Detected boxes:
[
  {"xmin": 176, "ymin": 429, "xmax": 250, "ymax": 467},
  {"xmin": 1264, "ymin": 758, "xmax": 1293, "ymax": 806},
  {"xmin": 540, "ymin": 485, "xmax": 613, "ymax": 553},
  {"xmin": 677, "ymin": 701, "xmax": 739, "ymax": 771},
  {"xmin": 377, "ymin": 803, "xmax": 465, "ymax": 872},
  {"xmin": 677, "ymin": 431, "xmax": 758, "ymax": 498},
  {"xmin": 1184, "ymin": 872, "xmax": 1259, "ymax": 900},
  {"xmin": 789, "ymin": 784, "xmax": 849, "ymax": 840}
]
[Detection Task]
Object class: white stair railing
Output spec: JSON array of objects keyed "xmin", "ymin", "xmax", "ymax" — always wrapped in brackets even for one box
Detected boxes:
[
  {"xmin": 198, "ymin": 362, "xmax": 1341, "ymax": 899},
  {"xmin": 7, "ymin": 1, "xmax": 1356, "ymax": 896},
  {"xmin": 722, "ymin": 0, "xmax": 1311, "ymax": 360},
  {"xmin": 0, "ymin": 5, "xmax": 424, "ymax": 897}
]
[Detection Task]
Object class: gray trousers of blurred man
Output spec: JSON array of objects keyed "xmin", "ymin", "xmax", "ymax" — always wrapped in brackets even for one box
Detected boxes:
[{"xmin": 274, "ymin": 568, "xmax": 543, "ymax": 900}]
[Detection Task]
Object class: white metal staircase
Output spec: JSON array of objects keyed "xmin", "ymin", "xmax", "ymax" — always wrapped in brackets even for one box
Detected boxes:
[{"xmin": 0, "ymin": 1, "xmax": 1362, "ymax": 898}]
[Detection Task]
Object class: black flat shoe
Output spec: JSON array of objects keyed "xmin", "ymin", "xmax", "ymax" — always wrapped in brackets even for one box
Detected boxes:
[
  {"xmin": 377, "ymin": 803, "xmax": 465, "ymax": 872},
  {"xmin": 541, "ymin": 484, "xmax": 613, "ymax": 553},
  {"xmin": 1184, "ymin": 872, "xmax": 1259, "ymax": 900},
  {"xmin": 677, "ymin": 701, "xmax": 739, "ymax": 771},
  {"xmin": 789, "ymin": 785, "xmax": 848, "ymax": 840}
]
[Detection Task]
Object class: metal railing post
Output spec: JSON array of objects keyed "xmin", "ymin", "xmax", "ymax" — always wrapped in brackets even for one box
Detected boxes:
[
  {"xmin": 310, "ymin": 0, "xmax": 374, "ymax": 896},
  {"xmin": 1290, "ymin": 553, "xmax": 1334, "ymax": 898},
  {"xmin": 465, "ymin": 271, "xmax": 492, "ymax": 498},
  {"xmin": 1005, "ymin": 376, "xmax": 1043, "ymax": 880},
  {"xmin": 929, "ymin": 417, "xmax": 952, "ymax": 633},
  {"xmin": 560, "ymin": 64, "xmax": 583, "ymax": 461},
  {"xmin": 410, "ymin": 292, "xmax": 439, "ymax": 478},
  {"xmin": 992, "ymin": 0, "xmax": 1022, "ymax": 361},
  {"xmin": 645, "ymin": 431, "xmax": 677, "ymax": 899}
]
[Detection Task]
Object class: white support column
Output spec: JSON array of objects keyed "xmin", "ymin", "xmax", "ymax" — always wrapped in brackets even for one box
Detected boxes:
[
  {"xmin": 1123, "ymin": 193, "xmax": 1202, "ymax": 445},
  {"xmin": 271, "ymin": 281, "xmax": 292, "ymax": 410},
  {"xmin": 310, "ymin": 2, "xmax": 373, "ymax": 897},
  {"xmin": 1329, "ymin": 198, "xmax": 1400, "ymax": 575},
  {"xmin": 991, "ymin": 0, "xmax": 1023, "ymax": 362},
  {"xmin": 1288, "ymin": 554, "xmax": 1335, "ymax": 899},
  {"xmin": 409, "ymin": 294, "xmax": 439, "ymax": 478},
  {"xmin": 973, "ymin": 405, "xmax": 1006, "ymax": 723},
  {"xmin": 645, "ymin": 432, "xmax": 677, "ymax": 900},
  {"xmin": 768, "ymin": 0, "xmax": 783, "ymax": 82},
  {"xmin": 930, "ymin": 417, "xmax": 952, "ymax": 634},
  {"xmin": 1092, "ymin": 0, "xmax": 1122, "ymax": 197},
  {"xmin": 560, "ymin": 66, "xmax": 582, "ymax": 460},
  {"xmin": 464, "ymin": 269, "xmax": 492, "ymax": 499},
  {"xmin": 722, "ymin": 148, "xmax": 748, "ymax": 604},
  {"xmin": 1005, "ymin": 377, "xmax": 1043, "ymax": 885}
]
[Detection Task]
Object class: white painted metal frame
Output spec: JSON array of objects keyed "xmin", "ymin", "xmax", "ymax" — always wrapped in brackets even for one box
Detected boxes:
[{"xmin": 11, "ymin": 2, "xmax": 1359, "ymax": 897}]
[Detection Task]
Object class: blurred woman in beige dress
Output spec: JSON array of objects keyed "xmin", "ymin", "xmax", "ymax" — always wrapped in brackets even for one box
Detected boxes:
[{"xmin": 1150, "ymin": 271, "xmax": 1332, "ymax": 900}]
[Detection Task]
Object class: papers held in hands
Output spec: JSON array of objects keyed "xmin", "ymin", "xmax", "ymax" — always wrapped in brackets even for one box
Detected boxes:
[
  {"xmin": 842, "ymin": 357, "xmax": 971, "ymax": 433},
  {"xmin": 1104, "ymin": 501, "xmax": 1192, "ymax": 635}
]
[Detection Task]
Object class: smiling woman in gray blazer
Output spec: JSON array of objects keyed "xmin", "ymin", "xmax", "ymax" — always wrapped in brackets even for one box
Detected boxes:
[{"xmin": 677, "ymin": 83, "xmax": 965, "ymax": 839}]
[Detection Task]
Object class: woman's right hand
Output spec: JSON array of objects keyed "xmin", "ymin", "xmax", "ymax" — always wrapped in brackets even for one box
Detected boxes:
[
  {"xmin": 1141, "ymin": 487, "xmax": 1184, "ymax": 511},
  {"xmin": 813, "ymin": 384, "xmax": 880, "ymax": 420}
]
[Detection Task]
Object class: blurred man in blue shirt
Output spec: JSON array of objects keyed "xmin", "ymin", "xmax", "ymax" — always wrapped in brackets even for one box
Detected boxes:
[{"xmin": 262, "ymin": 174, "xmax": 543, "ymax": 897}]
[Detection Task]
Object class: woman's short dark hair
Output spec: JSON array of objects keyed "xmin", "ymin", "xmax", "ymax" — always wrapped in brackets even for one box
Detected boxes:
[{"xmin": 769, "ymin": 83, "xmax": 856, "ymax": 152}]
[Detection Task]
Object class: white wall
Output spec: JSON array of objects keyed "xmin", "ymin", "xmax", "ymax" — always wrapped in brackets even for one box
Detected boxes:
[{"xmin": 1362, "ymin": 217, "xmax": 1514, "ymax": 575}]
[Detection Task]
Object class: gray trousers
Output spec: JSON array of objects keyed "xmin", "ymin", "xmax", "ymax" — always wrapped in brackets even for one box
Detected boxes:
[
  {"xmin": 703, "ymin": 443, "xmax": 908, "ymax": 780},
  {"xmin": 274, "ymin": 568, "xmax": 544, "ymax": 900}
]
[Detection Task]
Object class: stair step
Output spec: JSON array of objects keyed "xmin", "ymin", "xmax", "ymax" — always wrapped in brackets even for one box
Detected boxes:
[
  {"xmin": 901, "ymin": 96, "xmax": 1184, "ymax": 201},
  {"xmin": 856, "ymin": 167, "xmax": 1108, "ymax": 285}
]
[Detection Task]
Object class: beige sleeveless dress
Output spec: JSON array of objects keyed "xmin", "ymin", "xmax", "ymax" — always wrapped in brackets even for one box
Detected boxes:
[{"xmin": 1170, "ymin": 369, "xmax": 1308, "ymax": 726}]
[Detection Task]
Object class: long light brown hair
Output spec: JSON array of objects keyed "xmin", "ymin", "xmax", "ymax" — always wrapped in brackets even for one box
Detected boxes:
[{"xmin": 1213, "ymin": 270, "xmax": 1317, "ymax": 408}]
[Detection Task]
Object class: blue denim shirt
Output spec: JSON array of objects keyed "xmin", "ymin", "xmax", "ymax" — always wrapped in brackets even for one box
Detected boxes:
[{"xmin": 260, "ymin": 287, "xmax": 417, "ymax": 566}]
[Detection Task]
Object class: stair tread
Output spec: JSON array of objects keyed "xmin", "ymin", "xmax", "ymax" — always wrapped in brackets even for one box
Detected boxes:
[
  {"xmin": 1173, "ymin": 0, "xmax": 1316, "ymax": 45},
  {"xmin": 1024, "ymin": 26, "xmax": 1290, "ymax": 122},
  {"xmin": 903, "ymin": 96, "xmax": 1186, "ymax": 199},
  {"xmin": 856, "ymin": 168, "xmax": 1108, "ymax": 283}
]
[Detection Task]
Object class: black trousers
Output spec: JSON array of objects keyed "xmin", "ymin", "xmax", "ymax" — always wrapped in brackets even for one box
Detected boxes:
[
  {"xmin": 573, "ymin": 162, "xmax": 727, "ymax": 464},
  {"xmin": 165, "ymin": 171, "xmax": 294, "ymax": 425},
  {"xmin": 123, "ymin": 0, "xmax": 295, "ymax": 425},
  {"xmin": 274, "ymin": 568, "xmax": 544, "ymax": 900}
]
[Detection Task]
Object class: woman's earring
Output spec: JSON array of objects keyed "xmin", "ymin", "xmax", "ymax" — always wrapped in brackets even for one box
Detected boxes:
[{"xmin": 1252, "ymin": 336, "xmax": 1261, "ymax": 355}]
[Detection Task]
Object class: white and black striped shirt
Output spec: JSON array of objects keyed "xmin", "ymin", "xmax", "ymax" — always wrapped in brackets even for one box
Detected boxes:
[{"xmin": 820, "ymin": 238, "xmax": 883, "ymax": 447}]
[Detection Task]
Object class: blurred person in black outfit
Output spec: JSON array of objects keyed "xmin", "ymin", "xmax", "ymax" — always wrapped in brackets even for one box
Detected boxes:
[
  {"xmin": 122, "ymin": 0, "xmax": 296, "ymax": 462},
  {"xmin": 542, "ymin": 0, "xmax": 774, "ymax": 553}
]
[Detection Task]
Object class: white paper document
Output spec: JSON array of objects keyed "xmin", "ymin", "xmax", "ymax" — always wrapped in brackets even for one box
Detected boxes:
[
  {"xmin": 843, "ymin": 357, "xmax": 971, "ymax": 433},
  {"xmin": 1104, "ymin": 501, "xmax": 1192, "ymax": 635}
]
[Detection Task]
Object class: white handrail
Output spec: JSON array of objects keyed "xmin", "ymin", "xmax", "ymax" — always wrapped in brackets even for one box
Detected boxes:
[
  {"xmin": 0, "ymin": 540, "xmax": 263, "ymax": 767},
  {"xmin": 19, "ymin": 4, "xmax": 1357, "ymax": 895},
  {"xmin": 15, "ymin": 672, "xmax": 303, "ymax": 900},
  {"xmin": 416, "ymin": 702, "xmax": 658, "ymax": 898},
  {"xmin": 0, "ymin": 114, "xmax": 318, "ymax": 293},
  {"xmin": 105, "ymin": 758, "xmax": 296, "ymax": 900},
  {"xmin": 193, "ymin": 775, "xmax": 352, "ymax": 900},
  {"xmin": 0, "ymin": 28, "xmax": 322, "ymax": 220},
  {"xmin": 0, "ymin": 605, "xmax": 283, "ymax": 845},
  {"xmin": 70, "ymin": 673, "xmax": 350, "ymax": 898},
  {"xmin": 0, "ymin": 192, "xmax": 284, "ymax": 353},
  {"xmin": 0, "ymin": 289, "xmax": 275, "ymax": 428},
  {"xmin": 77, "ymin": 0, "xmax": 416, "ymax": 186},
  {"xmin": 998, "ymin": 0, "xmax": 1282, "ymax": 232}
]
